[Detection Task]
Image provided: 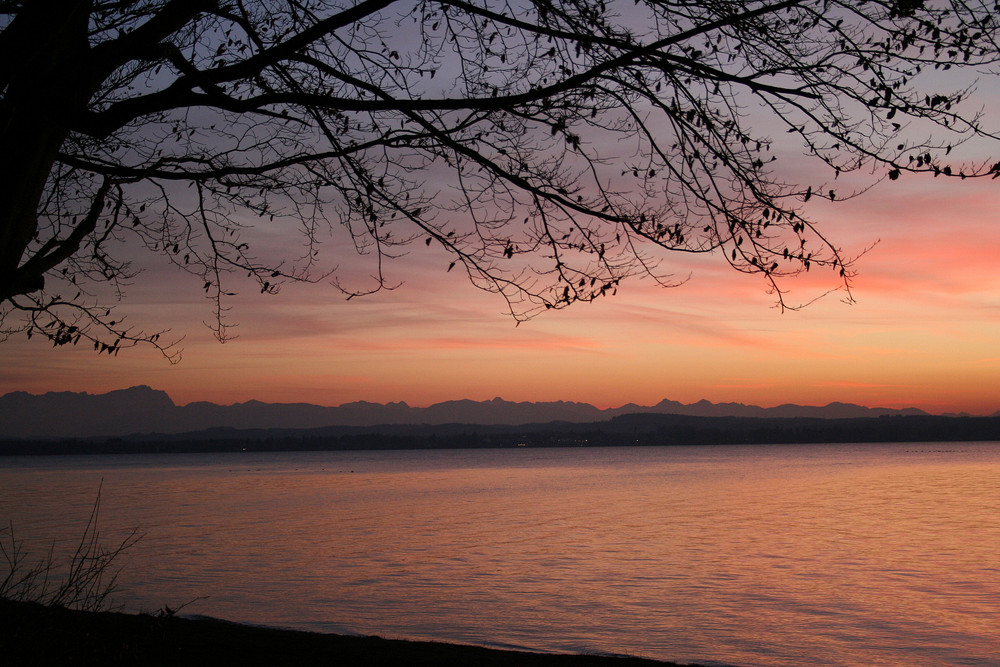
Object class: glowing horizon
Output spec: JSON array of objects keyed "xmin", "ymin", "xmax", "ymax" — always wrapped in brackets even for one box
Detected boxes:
[
  {"xmin": 3, "ymin": 170, "xmax": 998, "ymax": 416},
  {"xmin": 4, "ymin": 78, "xmax": 999, "ymax": 417}
]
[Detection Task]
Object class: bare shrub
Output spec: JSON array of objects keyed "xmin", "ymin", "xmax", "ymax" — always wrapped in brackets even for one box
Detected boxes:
[{"xmin": 1, "ymin": 483, "xmax": 142, "ymax": 611}]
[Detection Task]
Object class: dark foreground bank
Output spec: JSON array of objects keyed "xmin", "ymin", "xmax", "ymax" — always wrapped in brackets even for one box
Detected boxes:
[{"xmin": 0, "ymin": 599, "xmax": 704, "ymax": 667}]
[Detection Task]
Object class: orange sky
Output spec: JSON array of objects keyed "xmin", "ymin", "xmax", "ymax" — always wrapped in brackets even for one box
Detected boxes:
[{"xmin": 2, "ymin": 165, "xmax": 998, "ymax": 415}]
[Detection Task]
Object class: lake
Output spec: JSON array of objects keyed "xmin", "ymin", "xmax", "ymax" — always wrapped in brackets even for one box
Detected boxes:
[{"xmin": 1, "ymin": 443, "xmax": 998, "ymax": 666}]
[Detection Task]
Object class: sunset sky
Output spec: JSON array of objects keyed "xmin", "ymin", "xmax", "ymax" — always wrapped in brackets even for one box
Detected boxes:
[
  {"xmin": 2, "ymin": 6, "xmax": 999, "ymax": 417},
  {"xmin": 3, "ymin": 159, "xmax": 998, "ymax": 415}
]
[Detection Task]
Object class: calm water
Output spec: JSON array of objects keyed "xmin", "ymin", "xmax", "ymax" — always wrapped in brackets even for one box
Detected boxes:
[{"xmin": 1, "ymin": 443, "xmax": 998, "ymax": 666}]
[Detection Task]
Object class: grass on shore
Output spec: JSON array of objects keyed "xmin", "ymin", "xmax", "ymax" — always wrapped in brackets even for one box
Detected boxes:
[{"xmin": 1, "ymin": 483, "xmax": 141, "ymax": 611}]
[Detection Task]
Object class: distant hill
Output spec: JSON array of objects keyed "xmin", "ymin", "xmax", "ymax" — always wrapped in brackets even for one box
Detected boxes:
[
  {"xmin": 0, "ymin": 386, "xmax": 933, "ymax": 439},
  {"xmin": 4, "ymin": 412, "xmax": 1000, "ymax": 456}
]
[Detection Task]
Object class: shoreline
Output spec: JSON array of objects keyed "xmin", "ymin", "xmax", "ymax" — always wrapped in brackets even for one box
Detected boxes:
[
  {"xmin": 5, "ymin": 414, "xmax": 1000, "ymax": 457},
  {"xmin": 1, "ymin": 599, "xmax": 707, "ymax": 667}
]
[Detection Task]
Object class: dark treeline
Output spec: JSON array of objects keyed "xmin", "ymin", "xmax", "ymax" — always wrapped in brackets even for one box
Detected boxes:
[{"xmin": 2, "ymin": 415, "xmax": 999, "ymax": 456}]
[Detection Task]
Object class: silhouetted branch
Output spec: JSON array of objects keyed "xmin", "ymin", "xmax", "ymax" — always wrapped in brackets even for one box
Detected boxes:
[{"xmin": 2, "ymin": 0, "xmax": 999, "ymax": 350}]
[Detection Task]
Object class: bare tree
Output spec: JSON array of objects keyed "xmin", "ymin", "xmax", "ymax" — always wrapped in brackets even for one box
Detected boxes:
[{"xmin": 1, "ymin": 0, "xmax": 998, "ymax": 358}]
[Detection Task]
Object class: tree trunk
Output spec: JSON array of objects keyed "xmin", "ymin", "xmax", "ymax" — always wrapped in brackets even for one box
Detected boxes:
[{"xmin": 0, "ymin": 0, "xmax": 95, "ymax": 299}]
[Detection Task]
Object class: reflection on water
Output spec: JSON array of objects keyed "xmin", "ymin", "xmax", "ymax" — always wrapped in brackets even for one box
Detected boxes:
[{"xmin": 2, "ymin": 443, "xmax": 999, "ymax": 666}]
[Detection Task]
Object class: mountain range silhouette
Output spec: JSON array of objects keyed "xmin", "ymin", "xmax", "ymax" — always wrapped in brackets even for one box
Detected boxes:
[{"xmin": 0, "ymin": 385, "xmax": 939, "ymax": 439}]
